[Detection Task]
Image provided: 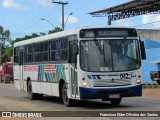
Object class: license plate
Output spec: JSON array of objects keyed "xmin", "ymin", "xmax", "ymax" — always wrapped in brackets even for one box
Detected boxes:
[{"xmin": 109, "ymin": 94, "xmax": 120, "ymax": 99}]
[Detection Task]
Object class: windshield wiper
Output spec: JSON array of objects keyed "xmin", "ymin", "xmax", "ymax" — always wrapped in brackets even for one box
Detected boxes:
[
  {"xmin": 117, "ymin": 37, "xmax": 126, "ymax": 54},
  {"xmin": 94, "ymin": 39, "xmax": 104, "ymax": 55}
]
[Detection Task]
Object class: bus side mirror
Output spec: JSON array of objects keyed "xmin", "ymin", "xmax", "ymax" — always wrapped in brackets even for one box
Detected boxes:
[{"xmin": 140, "ymin": 41, "xmax": 146, "ymax": 60}]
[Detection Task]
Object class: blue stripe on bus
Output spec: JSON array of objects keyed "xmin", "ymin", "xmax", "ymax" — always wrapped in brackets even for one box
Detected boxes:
[
  {"xmin": 92, "ymin": 75, "xmax": 97, "ymax": 80},
  {"xmin": 56, "ymin": 65, "xmax": 59, "ymax": 82},
  {"xmin": 39, "ymin": 65, "xmax": 43, "ymax": 81},
  {"xmin": 48, "ymin": 73, "xmax": 52, "ymax": 81}
]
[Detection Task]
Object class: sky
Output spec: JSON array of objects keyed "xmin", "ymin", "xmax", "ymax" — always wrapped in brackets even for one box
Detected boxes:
[{"xmin": 0, "ymin": 0, "xmax": 160, "ymax": 40}]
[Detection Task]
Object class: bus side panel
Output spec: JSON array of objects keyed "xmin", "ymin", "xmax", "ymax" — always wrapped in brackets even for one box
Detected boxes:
[
  {"xmin": 51, "ymin": 83, "xmax": 60, "ymax": 97},
  {"xmin": 23, "ymin": 65, "xmax": 39, "ymax": 92},
  {"xmin": 14, "ymin": 65, "xmax": 21, "ymax": 90},
  {"xmin": 36, "ymin": 82, "xmax": 41, "ymax": 94},
  {"xmin": 41, "ymin": 82, "xmax": 53, "ymax": 95},
  {"xmin": 23, "ymin": 81, "xmax": 27, "ymax": 92},
  {"xmin": 23, "ymin": 65, "xmax": 39, "ymax": 81}
]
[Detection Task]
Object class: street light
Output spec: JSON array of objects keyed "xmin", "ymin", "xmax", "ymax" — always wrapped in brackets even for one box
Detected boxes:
[
  {"xmin": 40, "ymin": 18, "xmax": 54, "ymax": 28},
  {"xmin": 64, "ymin": 12, "xmax": 73, "ymax": 29}
]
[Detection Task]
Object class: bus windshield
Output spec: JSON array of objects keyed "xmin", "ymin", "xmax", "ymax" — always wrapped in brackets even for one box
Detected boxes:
[{"xmin": 80, "ymin": 39, "xmax": 141, "ymax": 72}]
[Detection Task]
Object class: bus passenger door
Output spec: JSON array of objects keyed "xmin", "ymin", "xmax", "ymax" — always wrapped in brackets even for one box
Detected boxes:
[
  {"xmin": 19, "ymin": 50, "xmax": 24, "ymax": 91},
  {"xmin": 69, "ymin": 41, "xmax": 78, "ymax": 97}
]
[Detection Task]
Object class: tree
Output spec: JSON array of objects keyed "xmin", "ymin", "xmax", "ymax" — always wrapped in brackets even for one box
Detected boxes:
[
  {"xmin": 48, "ymin": 27, "xmax": 62, "ymax": 34},
  {"xmin": 0, "ymin": 25, "xmax": 11, "ymax": 64},
  {"xmin": 40, "ymin": 32, "xmax": 46, "ymax": 36}
]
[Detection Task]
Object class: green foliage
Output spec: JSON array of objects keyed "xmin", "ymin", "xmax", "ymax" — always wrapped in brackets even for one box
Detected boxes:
[
  {"xmin": 10, "ymin": 33, "xmax": 40, "ymax": 46},
  {"xmin": 1, "ymin": 46, "xmax": 13, "ymax": 63},
  {"xmin": 1, "ymin": 27, "xmax": 62, "ymax": 63},
  {"xmin": 48, "ymin": 27, "xmax": 62, "ymax": 34},
  {"xmin": 0, "ymin": 25, "xmax": 11, "ymax": 64},
  {"xmin": 40, "ymin": 32, "xmax": 46, "ymax": 36}
]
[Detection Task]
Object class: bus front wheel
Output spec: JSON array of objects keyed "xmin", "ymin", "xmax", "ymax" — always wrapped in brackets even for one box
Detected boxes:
[
  {"xmin": 28, "ymin": 81, "xmax": 43, "ymax": 100},
  {"xmin": 61, "ymin": 84, "xmax": 73, "ymax": 107},
  {"xmin": 110, "ymin": 98, "xmax": 122, "ymax": 105}
]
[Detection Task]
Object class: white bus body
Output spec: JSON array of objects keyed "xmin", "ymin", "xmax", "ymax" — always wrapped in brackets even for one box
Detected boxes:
[{"xmin": 14, "ymin": 26, "xmax": 144, "ymax": 106}]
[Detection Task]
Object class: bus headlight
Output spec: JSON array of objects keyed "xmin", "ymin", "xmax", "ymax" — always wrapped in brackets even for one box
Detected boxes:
[
  {"xmin": 136, "ymin": 79, "xmax": 141, "ymax": 84},
  {"xmin": 82, "ymin": 81, "xmax": 88, "ymax": 87}
]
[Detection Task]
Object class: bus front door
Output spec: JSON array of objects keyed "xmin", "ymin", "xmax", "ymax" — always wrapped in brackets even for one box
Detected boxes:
[
  {"xmin": 19, "ymin": 50, "xmax": 24, "ymax": 91},
  {"xmin": 69, "ymin": 41, "xmax": 78, "ymax": 97}
]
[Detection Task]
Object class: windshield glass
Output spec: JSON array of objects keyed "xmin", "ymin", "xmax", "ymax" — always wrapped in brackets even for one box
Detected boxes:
[{"xmin": 80, "ymin": 39, "xmax": 141, "ymax": 72}]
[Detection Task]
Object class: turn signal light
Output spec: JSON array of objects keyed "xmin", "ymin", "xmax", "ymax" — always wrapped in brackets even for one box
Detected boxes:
[
  {"xmin": 82, "ymin": 81, "xmax": 88, "ymax": 87},
  {"xmin": 136, "ymin": 79, "xmax": 141, "ymax": 84}
]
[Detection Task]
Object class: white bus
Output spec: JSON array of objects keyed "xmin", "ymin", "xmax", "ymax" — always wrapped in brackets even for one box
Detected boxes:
[{"xmin": 14, "ymin": 26, "xmax": 146, "ymax": 106}]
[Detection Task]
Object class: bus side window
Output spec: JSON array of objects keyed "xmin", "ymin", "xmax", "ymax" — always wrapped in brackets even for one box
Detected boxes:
[
  {"xmin": 26, "ymin": 45, "xmax": 34, "ymax": 62},
  {"xmin": 39, "ymin": 42, "xmax": 49, "ymax": 62},
  {"xmin": 59, "ymin": 38, "xmax": 68, "ymax": 61},
  {"xmin": 49, "ymin": 38, "xmax": 68, "ymax": 61},
  {"xmin": 14, "ymin": 47, "xmax": 19, "ymax": 64},
  {"xmin": 49, "ymin": 40, "xmax": 56, "ymax": 61}
]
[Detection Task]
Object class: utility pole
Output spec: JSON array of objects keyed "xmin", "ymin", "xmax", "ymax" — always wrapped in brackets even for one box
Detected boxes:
[{"xmin": 52, "ymin": 1, "xmax": 68, "ymax": 31}]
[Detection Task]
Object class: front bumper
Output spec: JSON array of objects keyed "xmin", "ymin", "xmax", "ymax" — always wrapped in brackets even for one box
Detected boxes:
[{"xmin": 79, "ymin": 84, "xmax": 142, "ymax": 100}]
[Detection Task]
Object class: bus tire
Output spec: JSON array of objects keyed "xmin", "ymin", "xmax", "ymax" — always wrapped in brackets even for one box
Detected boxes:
[
  {"xmin": 110, "ymin": 98, "xmax": 122, "ymax": 105},
  {"xmin": 28, "ymin": 81, "xmax": 43, "ymax": 100},
  {"xmin": 61, "ymin": 83, "xmax": 73, "ymax": 107}
]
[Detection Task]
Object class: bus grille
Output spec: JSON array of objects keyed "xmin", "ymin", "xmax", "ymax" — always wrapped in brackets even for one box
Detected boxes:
[{"xmin": 93, "ymin": 79, "xmax": 131, "ymax": 87}]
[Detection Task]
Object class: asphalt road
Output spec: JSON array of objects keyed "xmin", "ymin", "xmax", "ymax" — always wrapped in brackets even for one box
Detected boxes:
[{"xmin": 0, "ymin": 83, "xmax": 160, "ymax": 120}]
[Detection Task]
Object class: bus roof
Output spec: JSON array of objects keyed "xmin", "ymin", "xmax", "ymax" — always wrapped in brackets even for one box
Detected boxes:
[
  {"xmin": 14, "ymin": 26, "xmax": 136, "ymax": 47},
  {"xmin": 14, "ymin": 28, "xmax": 79, "ymax": 47}
]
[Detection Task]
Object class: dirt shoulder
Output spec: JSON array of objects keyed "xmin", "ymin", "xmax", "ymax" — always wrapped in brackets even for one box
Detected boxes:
[{"xmin": 142, "ymin": 89, "xmax": 160, "ymax": 98}]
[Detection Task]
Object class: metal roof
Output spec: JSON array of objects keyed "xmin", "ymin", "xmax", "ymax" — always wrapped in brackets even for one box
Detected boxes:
[
  {"xmin": 89, "ymin": 0, "xmax": 160, "ymax": 24},
  {"xmin": 89, "ymin": 0, "xmax": 160, "ymax": 15}
]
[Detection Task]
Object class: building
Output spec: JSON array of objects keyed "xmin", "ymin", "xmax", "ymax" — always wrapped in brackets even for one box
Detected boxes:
[
  {"xmin": 141, "ymin": 38, "xmax": 160, "ymax": 83},
  {"xmin": 138, "ymin": 29, "xmax": 160, "ymax": 42}
]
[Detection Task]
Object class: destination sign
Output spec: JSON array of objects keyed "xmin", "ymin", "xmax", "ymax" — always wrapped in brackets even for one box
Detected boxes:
[
  {"xmin": 80, "ymin": 28, "xmax": 137, "ymax": 38},
  {"xmin": 97, "ymin": 30, "xmax": 128, "ymax": 37}
]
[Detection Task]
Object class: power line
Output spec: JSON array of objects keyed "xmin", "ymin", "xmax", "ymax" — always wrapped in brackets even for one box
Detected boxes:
[
  {"xmin": 10, "ymin": 1, "xmax": 82, "ymax": 39},
  {"xmin": 12, "ymin": 3, "xmax": 54, "ymax": 33},
  {"xmin": 135, "ymin": 20, "xmax": 160, "ymax": 27},
  {"xmin": 12, "ymin": 4, "xmax": 59, "ymax": 37},
  {"xmin": 11, "ymin": 31, "xmax": 49, "ymax": 38}
]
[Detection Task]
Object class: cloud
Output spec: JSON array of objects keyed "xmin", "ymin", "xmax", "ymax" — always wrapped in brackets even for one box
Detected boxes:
[
  {"xmin": 3, "ymin": 0, "xmax": 27, "ymax": 10},
  {"xmin": 34, "ymin": 0, "xmax": 52, "ymax": 7},
  {"xmin": 59, "ymin": 15, "xmax": 79, "ymax": 25},
  {"xmin": 5, "ymin": 17, "xmax": 9, "ymax": 22},
  {"xmin": 142, "ymin": 14, "xmax": 160, "ymax": 29},
  {"xmin": 114, "ymin": 19, "xmax": 135, "ymax": 27},
  {"xmin": 65, "ymin": 15, "xmax": 79, "ymax": 24}
]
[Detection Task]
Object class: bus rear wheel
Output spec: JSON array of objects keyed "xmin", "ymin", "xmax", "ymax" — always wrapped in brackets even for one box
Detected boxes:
[
  {"xmin": 61, "ymin": 84, "xmax": 73, "ymax": 107},
  {"xmin": 28, "ymin": 81, "xmax": 43, "ymax": 100},
  {"xmin": 110, "ymin": 98, "xmax": 122, "ymax": 105}
]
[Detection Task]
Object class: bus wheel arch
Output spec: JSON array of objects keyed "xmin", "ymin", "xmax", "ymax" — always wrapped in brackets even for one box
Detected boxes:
[
  {"xmin": 59, "ymin": 79, "xmax": 65, "ymax": 103},
  {"xmin": 59, "ymin": 79, "xmax": 73, "ymax": 107},
  {"xmin": 27, "ymin": 78, "xmax": 43, "ymax": 100}
]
